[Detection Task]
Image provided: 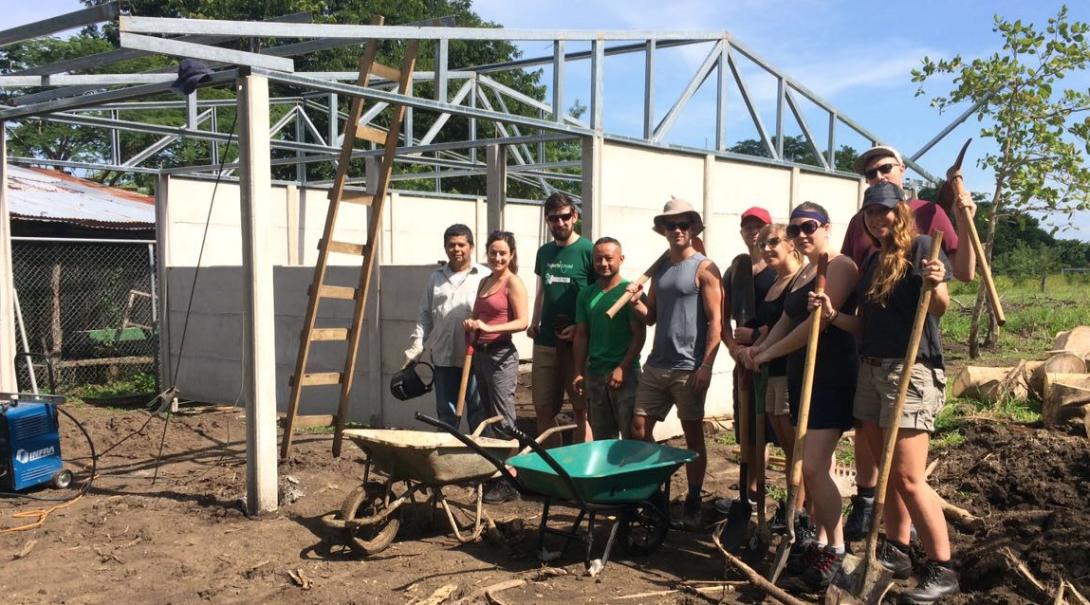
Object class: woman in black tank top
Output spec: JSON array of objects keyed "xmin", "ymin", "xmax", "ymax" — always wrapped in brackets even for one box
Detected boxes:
[{"xmin": 740, "ymin": 202, "xmax": 860, "ymax": 590}]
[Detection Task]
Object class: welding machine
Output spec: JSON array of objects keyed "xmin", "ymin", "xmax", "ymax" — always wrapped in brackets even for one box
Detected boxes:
[{"xmin": 0, "ymin": 392, "xmax": 72, "ymax": 492}]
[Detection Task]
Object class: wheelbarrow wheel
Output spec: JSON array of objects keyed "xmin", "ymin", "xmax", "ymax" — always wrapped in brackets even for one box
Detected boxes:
[
  {"xmin": 618, "ymin": 502, "xmax": 669, "ymax": 556},
  {"xmin": 341, "ymin": 481, "xmax": 401, "ymax": 555}
]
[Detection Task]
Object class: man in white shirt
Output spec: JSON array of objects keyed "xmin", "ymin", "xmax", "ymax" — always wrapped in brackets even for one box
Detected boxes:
[{"xmin": 404, "ymin": 224, "xmax": 489, "ymax": 431}]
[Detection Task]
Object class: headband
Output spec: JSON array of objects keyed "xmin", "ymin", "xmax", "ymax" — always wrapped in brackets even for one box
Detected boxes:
[{"xmin": 790, "ymin": 208, "xmax": 829, "ymax": 223}]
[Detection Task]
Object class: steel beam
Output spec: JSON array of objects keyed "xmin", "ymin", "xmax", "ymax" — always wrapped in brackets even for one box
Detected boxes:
[
  {"xmin": 652, "ymin": 41, "xmax": 722, "ymax": 143},
  {"xmin": 784, "ymin": 88, "xmax": 828, "ymax": 170},
  {"xmin": 0, "ymin": 2, "xmax": 121, "ymax": 48},
  {"xmin": 552, "ymin": 41, "xmax": 564, "ymax": 122},
  {"xmin": 909, "ymin": 99, "xmax": 985, "ymax": 162},
  {"xmin": 643, "ymin": 40, "xmax": 655, "ymax": 140},
  {"xmin": 715, "ymin": 41, "xmax": 727, "ymax": 151},
  {"xmin": 119, "ymin": 33, "xmax": 295, "ymax": 72},
  {"xmin": 590, "ymin": 40, "xmax": 604, "ymax": 131},
  {"xmin": 8, "ymin": 156, "xmax": 162, "ymax": 175}
]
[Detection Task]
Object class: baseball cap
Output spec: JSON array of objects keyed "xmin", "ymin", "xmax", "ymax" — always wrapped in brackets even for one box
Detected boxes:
[
  {"xmin": 862, "ymin": 181, "xmax": 906, "ymax": 209},
  {"xmin": 853, "ymin": 145, "xmax": 903, "ymax": 176},
  {"xmin": 740, "ymin": 206, "xmax": 771, "ymax": 226}
]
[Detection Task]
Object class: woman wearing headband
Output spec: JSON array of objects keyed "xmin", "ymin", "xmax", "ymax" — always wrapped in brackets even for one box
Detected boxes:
[
  {"xmin": 809, "ymin": 182, "xmax": 958, "ymax": 604},
  {"xmin": 741, "ymin": 202, "xmax": 859, "ymax": 591}
]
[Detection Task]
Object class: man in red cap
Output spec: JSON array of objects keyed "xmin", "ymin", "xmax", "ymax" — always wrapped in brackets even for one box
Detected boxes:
[
  {"xmin": 839, "ymin": 145, "xmax": 977, "ymax": 543},
  {"xmin": 715, "ymin": 206, "xmax": 776, "ymax": 517}
]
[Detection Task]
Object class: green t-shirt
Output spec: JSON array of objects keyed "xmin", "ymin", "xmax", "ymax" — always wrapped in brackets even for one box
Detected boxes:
[
  {"xmin": 534, "ymin": 236, "xmax": 594, "ymax": 347},
  {"xmin": 575, "ymin": 280, "xmax": 641, "ymax": 376}
]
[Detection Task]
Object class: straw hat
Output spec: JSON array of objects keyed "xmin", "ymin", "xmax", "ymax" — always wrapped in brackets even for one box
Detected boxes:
[{"xmin": 653, "ymin": 197, "xmax": 705, "ymax": 235}]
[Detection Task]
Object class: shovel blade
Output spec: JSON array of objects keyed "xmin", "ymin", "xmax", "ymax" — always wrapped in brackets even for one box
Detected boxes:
[
  {"xmin": 767, "ymin": 536, "xmax": 793, "ymax": 583},
  {"xmin": 825, "ymin": 552, "xmax": 894, "ymax": 605},
  {"xmin": 720, "ymin": 498, "xmax": 753, "ymax": 553}
]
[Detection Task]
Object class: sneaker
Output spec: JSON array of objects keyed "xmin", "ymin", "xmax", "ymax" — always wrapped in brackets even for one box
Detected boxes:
[
  {"xmin": 878, "ymin": 539, "xmax": 913, "ymax": 580},
  {"xmin": 802, "ymin": 546, "xmax": 845, "ymax": 591},
  {"xmin": 483, "ymin": 480, "xmax": 517, "ymax": 504},
  {"xmin": 843, "ymin": 495, "xmax": 874, "ymax": 542},
  {"xmin": 785, "ymin": 523, "xmax": 819, "ymax": 575},
  {"xmin": 899, "ymin": 560, "xmax": 959, "ymax": 604}
]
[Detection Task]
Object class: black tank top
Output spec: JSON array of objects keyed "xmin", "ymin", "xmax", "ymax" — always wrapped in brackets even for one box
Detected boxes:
[
  {"xmin": 783, "ymin": 268, "xmax": 858, "ymax": 387},
  {"xmin": 757, "ymin": 280, "xmax": 790, "ymax": 377}
]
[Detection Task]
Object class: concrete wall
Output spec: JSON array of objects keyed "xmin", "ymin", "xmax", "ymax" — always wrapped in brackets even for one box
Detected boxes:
[{"xmin": 160, "ymin": 144, "xmax": 862, "ymax": 433}]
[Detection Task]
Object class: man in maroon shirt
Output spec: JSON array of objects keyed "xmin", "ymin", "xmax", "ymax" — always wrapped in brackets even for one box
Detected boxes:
[{"xmin": 840, "ymin": 145, "xmax": 977, "ymax": 542}]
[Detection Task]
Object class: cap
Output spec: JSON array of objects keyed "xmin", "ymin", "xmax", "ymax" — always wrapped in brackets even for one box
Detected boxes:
[
  {"xmin": 740, "ymin": 206, "xmax": 771, "ymax": 226},
  {"xmin": 171, "ymin": 59, "xmax": 214, "ymax": 96},
  {"xmin": 853, "ymin": 145, "xmax": 903, "ymax": 176},
  {"xmin": 862, "ymin": 181, "xmax": 906, "ymax": 209}
]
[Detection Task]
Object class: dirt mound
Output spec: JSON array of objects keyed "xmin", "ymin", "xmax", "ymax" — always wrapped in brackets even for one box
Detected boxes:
[{"xmin": 931, "ymin": 420, "xmax": 1090, "ymax": 604}]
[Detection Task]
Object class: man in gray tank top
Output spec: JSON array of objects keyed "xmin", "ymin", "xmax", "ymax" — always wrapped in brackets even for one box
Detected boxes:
[{"xmin": 626, "ymin": 198, "xmax": 723, "ymax": 527}]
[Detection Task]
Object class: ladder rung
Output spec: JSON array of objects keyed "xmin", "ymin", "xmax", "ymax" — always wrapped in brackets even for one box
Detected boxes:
[
  {"xmin": 298, "ymin": 372, "xmax": 342, "ymax": 386},
  {"xmin": 310, "ymin": 328, "xmax": 350, "ymax": 341},
  {"xmin": 316, "ymin": 284, "xmax": 357, "ymax": 300},
  {"xmin": 370, "ymin": 62, "xmax": 401, "ymax": 82},
  {"xmin": 325, "ymin": 240, "xmax": 367, "ymax": 256},
  {"xmin": 355, "ymin": 124, "xmax": 388, "ymax": 145},
  {"xmin": 338, "ymin": 189, "xmax": 373, "ymax": 205}
]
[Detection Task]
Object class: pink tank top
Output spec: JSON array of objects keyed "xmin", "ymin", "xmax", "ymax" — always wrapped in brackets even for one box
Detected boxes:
[{"xmin": 473, "ymin": 278, "xmax": 513, "ymax": 345}]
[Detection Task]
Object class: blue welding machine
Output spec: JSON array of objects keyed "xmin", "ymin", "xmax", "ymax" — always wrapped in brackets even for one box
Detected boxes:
[{"xmin": 0, "ymin": 392, "xmax": 72, "ymax": 492}]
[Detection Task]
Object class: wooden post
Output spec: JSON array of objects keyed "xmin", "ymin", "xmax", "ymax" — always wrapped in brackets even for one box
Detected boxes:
[
  {"xmin": 237, "ymin": 74, "xmax": 278, "ymax": 515},
  {"xmin": 0, "ymin": 122, "xmax": 16, "ymax": 391},
  {"xmin": 50, "ymin": 264, "xmax": 62, "ymax": 363}
]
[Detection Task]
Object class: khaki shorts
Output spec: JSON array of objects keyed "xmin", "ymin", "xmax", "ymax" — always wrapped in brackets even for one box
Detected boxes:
[
  {"xmin": 765, "ymin": 375, "xmax": 790, "ymax": 417},
  {"xmin": 633, "ymin": 365, "xmax": 707, "ymax": 422},
  {"xmin": 585, "ymin": 368, "xmax": 640, "ymax": 439},
  {"xmin": 853, "ymin": 359, "xmax": 945, "ymax": 432},
  {"xmin": 532, "ymin": 344, "xmax": 586, "ymax": 413}
]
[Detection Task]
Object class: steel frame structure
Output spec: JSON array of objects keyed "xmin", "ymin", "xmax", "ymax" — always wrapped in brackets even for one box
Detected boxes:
[{"xmin": 0, "ymin": 3, "xmax": 978, "ymax": 192}]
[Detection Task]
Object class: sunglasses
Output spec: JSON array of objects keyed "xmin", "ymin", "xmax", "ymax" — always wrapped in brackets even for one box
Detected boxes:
[
  {"xmin": 663, "ymin": 221, "xmax": 691, "ymax": 232},
  {"xmin": 864, "ymin": 163, "xmax": 897, "ymax": 180},
  {"xmin": 786, "ymin": 221, "xmax": 823, "ymax": 239},
  {"xmin": 758, "ymin": 237, "xmax": 783, "ymax": 249},
  {"xmin": 546, "ymin": 212, "xmax": 574, "ymax": 223}
]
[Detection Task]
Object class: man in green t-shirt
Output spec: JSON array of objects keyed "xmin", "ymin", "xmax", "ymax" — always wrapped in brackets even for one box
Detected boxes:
[
  {"xmin": 572, "ymin": 237, "xmax": 646, "ymax": 439},
  {"xmin": 529, "ymin": 192, "xmax": 595, "ymax": 444}
]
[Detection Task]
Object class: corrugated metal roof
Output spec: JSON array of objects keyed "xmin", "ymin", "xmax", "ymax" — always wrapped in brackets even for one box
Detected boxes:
[{"xmin": 6, "ymin": 165, "xmax": 154, "ymax": 228}]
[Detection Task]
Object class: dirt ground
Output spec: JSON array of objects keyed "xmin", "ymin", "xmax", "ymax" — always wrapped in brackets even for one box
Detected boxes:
[{"xmin": 2, "ymin": 387, "xmax": 1087, "ymax": 604}]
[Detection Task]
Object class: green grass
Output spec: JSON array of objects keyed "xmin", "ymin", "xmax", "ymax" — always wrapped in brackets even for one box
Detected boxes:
[{"xmin": 72, "ymin": 371, "xmax": 157, "ymax": 400}]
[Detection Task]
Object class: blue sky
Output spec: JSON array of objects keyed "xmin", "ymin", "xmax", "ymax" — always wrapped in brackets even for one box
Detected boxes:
[{"xmin": 10, "ymin": 0, "xmax": 1090, "ymax": 240}]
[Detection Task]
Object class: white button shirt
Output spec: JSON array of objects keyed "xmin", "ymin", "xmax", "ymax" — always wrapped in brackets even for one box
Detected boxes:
[{"xmin": 404, "ymin": 263, "xmax": 489, "ymax": 367}]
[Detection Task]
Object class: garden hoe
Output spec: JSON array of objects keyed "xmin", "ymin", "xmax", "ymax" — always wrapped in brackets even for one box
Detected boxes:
[
  {"xmin": 767, "ymin": 254, "xmax": 827, "ymax": 584},
  {"xmin": 825, "ymin": 232, "xmax": 945, "ymax": 605},
  {"xmin": 723, "ymin": 254, "xmax": 756, "ymax": 552}
]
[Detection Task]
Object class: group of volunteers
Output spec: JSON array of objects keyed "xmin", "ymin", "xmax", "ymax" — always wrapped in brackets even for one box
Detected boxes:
[{"xmin": 403, "ymin": 145, "xmax": 974, "ymax": 604}]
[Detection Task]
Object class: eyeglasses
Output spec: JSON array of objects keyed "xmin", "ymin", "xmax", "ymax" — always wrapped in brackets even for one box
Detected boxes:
[
  {"xmin": 864, "ymin": 163, "xmax": 897, "ymax": 180},
  {"xmin": 546, "ymin": 212, "xmax": 574, "ymax": 223},
  {"xmin": 663, "ymin": 221, "xmax": 691, "ymax": 232},
  {"xmin": 786, "ymin": 221, "xmax": 823, "ymax": 239},
  {"xmin": 758, "ymin": 237, "xmax": 783, "ymax": 249}
]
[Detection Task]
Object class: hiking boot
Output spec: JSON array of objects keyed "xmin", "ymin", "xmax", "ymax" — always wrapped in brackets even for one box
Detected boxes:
[
  {"xmin": 843, "ymin": 494, "xmax": 874, "ymax": 542},
  {"xmin": 483, "ymin": 480, "xmax": 517, "ymax": 504},
  {"xmin": 878, "ymin": 539, "xmax": 913, "ymax": 580},
  {"xmin": 802, "ymin": 546, "xmax": 845, "ymax": 592},
  {"xmin": 899, "ymin": 560, "xmax": 959, "ymax": 604},
  {"xmin": 785, "ymin": 523, "xmax": 819, "ymax": 575},
  {"xmin": 682, "ymin": 494, "xmax": 702, "ymax": 528}
]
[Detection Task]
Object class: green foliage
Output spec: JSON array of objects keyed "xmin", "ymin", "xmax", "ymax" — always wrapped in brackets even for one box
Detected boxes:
[
  {"xmin": 729, "ymin": 135, "xmax": 859, "ymax": 172},
  {"xmin": 74, "ymin": 371, "xmax": 158, "ymax": 399}
]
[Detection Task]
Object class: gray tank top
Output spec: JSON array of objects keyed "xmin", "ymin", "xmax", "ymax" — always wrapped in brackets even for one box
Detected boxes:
[{"xmin": 647, "ymin": 252, "xmax": 708, "ymax": 371}]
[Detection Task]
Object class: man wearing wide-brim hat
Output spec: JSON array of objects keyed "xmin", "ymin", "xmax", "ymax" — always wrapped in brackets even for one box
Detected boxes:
[{"xmin": 626, "ymin": 197, "xmax": 722, "ymax": 527}]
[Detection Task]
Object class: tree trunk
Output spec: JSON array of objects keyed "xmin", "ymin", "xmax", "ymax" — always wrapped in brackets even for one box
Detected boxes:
[
  {"xmin": 1041, "ymin": 373, "xmax": 1090, "ymax": 426},
  {"xmin": 969, "ymin": 173, "xmax": 1006, "ymax": 359},
  {"xmin": 1029, "ymin": 352, "xmax": 1087, "ymax": 397}
]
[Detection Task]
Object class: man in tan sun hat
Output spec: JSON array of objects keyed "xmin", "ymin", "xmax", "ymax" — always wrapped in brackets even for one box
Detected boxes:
[{"xmin": 626, "ymin": 197, "xmax": 723, "ymax": 527}]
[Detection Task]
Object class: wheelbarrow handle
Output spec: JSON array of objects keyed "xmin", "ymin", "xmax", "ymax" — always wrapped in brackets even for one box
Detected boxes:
[
  {"xmin": 415, "ymin": 413, "xmax": 520, "ymax": 488},
  {"xmin": 470, "ymin": 414, "xmax": 505, "ymax": 438},
  {"xmin": 495, "ymin": 422, "xmax": 588, "ymax": 511}
]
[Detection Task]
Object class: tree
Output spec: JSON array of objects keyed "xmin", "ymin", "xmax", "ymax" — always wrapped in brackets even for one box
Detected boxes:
[
  {"xmin": 912, "ymin": 6, "xmax": 1090, "ymax": 358},
  {"xmin": 729, "ymin": 134, "xmax": 859, "ymax": 172}
]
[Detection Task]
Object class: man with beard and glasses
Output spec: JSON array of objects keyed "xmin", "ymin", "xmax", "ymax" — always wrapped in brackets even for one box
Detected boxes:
[{"xmin": 529, "ymin": 192, "xmax": 596, "ymax": 444}]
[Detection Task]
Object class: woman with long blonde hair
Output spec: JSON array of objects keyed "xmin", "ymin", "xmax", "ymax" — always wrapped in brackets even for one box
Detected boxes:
[{"xmin": 811, "ymin": 181, "xmax": 958, "ymax": 603}]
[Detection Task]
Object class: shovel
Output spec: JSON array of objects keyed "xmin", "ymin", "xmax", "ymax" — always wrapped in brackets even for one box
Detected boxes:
[
  {"xmin": 933, "ymin": 139, "xmax": 1005, "ymax": 326},
  {"xmin": 825, "ymin": 232, "xmax": 945, "ymax": 605},
  {"xmin": 747, "ymin": 371, "xmax": 773, "ymax": 563},
  {"xmin": 723, "ymin": 253, "xmax": 757, "ymax": 552},
  {"xmin": 605, "ymin": 236, "xmax": 706, "ymax": 318},
  {"xmin": 454, "ymin": 336, "xmax": 476, "ymax": 427},
  {"xmin": 767, "ymin": 253, "xmax": 828, "ymax": 584}
]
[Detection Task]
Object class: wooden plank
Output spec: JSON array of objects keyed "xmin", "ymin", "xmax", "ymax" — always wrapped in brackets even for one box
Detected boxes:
[
  {"xmin": 56, "ymin": 355, "xmax": 155, "ymax": 368},
  {"xmin": 355, "ymin": 124, "xmax": 388, "ymax": 145},
  {"xmin": 369, "ymin": 62, "xmax": 401, "ymax": 82},
  {"xmin": 337, "ymin": 188, "xmax": 372, "ymax": 205},
  {"xmin": 316, "ymin": 284, "xmax": 357, "ymax": 300},
  {"xmin": 309, "ymin": 327, "xmax": 349, "ymax": 341},
  {"xmin": 325, "ymin": 240, "xmax": 367, "ymax": 256},
  {"xmin": 298, "ymin": 372, "xmax": 342, "ymax": 386}
]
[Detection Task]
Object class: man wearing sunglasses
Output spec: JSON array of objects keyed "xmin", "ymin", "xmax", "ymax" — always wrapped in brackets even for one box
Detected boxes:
[
  {"xmin": 529, "ymin": 192, "xmax": 596, "ymax": 444},
  {"xmin": 839, "ymin": 145, "xmax": 978, "ymax": 543}
]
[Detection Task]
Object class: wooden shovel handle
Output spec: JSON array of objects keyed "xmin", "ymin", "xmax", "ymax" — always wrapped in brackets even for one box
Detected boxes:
[
  {"xmin": 950, "ymin": 175, "xmax": 1005, "ymax": 325},
  {"xmin": 455, "ymin": 344, "xmax": 474, "ymax": 418},
  {"xmin": 786, "ymin": 253, "xmax": 828, "ymax": 490},
  {"xmin": 605, "ymin": 236, "xmax": 706, "ymax": 319},
  {"xmin": 864, "ymin": 232, "xmax": 944, "ymax": 560}
]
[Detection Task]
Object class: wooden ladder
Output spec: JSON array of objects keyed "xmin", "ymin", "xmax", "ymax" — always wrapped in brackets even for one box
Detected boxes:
[{"xmin": 280, "ymin": 18, "xmax": 419, "ymax": 458}]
